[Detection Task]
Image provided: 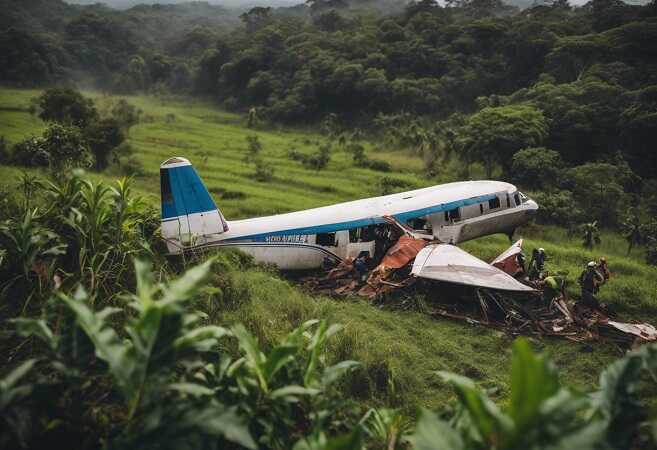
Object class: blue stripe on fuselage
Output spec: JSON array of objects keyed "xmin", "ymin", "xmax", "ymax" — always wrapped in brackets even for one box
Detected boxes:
[{"xmin": 224, "ymin": 193, "xmax": 497, "ymax": 242}]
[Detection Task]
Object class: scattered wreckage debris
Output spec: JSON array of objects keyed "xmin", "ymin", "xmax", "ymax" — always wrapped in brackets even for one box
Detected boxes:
[{"xmin": 301, "ymin": 228, "xmax": 657, "ymax": 348}]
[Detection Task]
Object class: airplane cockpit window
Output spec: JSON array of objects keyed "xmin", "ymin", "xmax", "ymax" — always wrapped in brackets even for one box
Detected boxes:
[
  {"xmin": 316, "ymin": 232, "xmax": 336, "ymax": 246},
  {"xmin": 519, "ymin": 192, "xmax": 529, "ymax": 203},
  {"xmin": 488, "ymin": 197, "xmax": 501, "ymax": 209}
]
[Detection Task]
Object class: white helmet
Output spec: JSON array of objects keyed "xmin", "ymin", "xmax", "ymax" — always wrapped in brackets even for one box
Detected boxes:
[
  {"xmin": 538, "ymin": 248, "xmax": 545, "ymax": 253},
  {"xmin": 587, "ymin": 261, "xmax": 596, "ymax": 268}
]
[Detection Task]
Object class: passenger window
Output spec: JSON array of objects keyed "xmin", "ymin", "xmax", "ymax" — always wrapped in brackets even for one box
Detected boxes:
[
  {"xmin": 506, "ymin": 194, "xmax": 511, "ymax": 208},
  {"xmin": 514, "ymin": 194, "xmax": 520, "ymax": 206},
  {"xmin": 408, "ymin": 218, "xmax": 427, "ymax": 230},
  {"xmin": 349, "ymin": 228, "xmax": 361, "ymax": 243},
  {"xmin": 488, "ymin": 197, "xmax": 501, "ymax": 209},
  {"xmin": 444, "ymin": 211, "xmax": 449, "ymax": 222},
  {"xmin": 316, "ymin": 232, "xmax": 336, "ymax": 246},
  {"xmin": 479, "ymin": 204, "xmax": 484, "ymax": 215},
  {"xmin": 448, "ymin": 208, "xmax": 461, "ymax": 221}
]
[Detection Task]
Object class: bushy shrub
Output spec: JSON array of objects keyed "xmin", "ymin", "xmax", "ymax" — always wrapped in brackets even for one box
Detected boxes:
[
  {"xmin": 560, "ymin": 162, "xmax": 634, "ymax": 227},
  {"xmin": 244, "ymin": 134, "xmax": 262, "ymax": 163},
  {"xmin": 11, "ymin": 135, "xmax": 49, "ymax": 167},
  {"xmin": 301, "ymin": 144, "xmax": 331, "ymax": 171},
  {"xmin": 529, "ymin": 190, "xmax": 585, "ymax": 228},
  {"xmin": 511, "ymin": 147, "xmax": 563, "ymax": 190},
  {"xmin": 85, "ymin": 118, "xmax": 125, "ymax": 170},
  {"xmin": 254, "ymin": 158, "xmax": 274, "ymax": 181},
  {"xmin": 37, "ymin": 87, "xmax": 98, "ymax": 128},
  {"xmin": 120, "ymin": 155, "xmax": 146, "ymax": 176},
  {"xmin": 11, "ymin": 124, "xmax": 93, "ymax": 172},
  {"xmin": 379, "ymin": 177, "xmax": 412, "ymax": 195},
  {"xmin": 111, "ymin": 98, "xmax": 142, "ymax": 132}
]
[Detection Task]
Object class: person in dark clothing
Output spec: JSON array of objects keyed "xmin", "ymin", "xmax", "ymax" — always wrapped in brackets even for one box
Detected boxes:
[
  {"xmin": 528, "ymin": 248, "xmax": 546, "ymax": 280},
  {"xmin": 516, "ymin": 251, "xmax": 526, "ymax": 277},
  {"xmin": 578, "ymin": 261, "xmax": 604, "ymax": 310},
  {"xmin": 353, "ymin": 251, "xmax": 370, "ymax": 283},
  {"xmin": 536, "ymin": 248, "xmax": 547, "ymax": 270}
]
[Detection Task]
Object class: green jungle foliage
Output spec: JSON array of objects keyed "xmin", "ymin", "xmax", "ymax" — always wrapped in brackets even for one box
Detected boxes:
[
  {"xmin": 1, "ymin": 172, "xmax": 656, "ymax": 449},
  {"xmin": 3, "ymin": 0, "xmax": 657, "ymax": 447}
]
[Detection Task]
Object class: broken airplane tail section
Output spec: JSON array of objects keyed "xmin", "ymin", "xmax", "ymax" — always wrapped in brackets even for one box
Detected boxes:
[{"xmin": 160, "ymin": 157, "xmax": 229, "ymax": 253}]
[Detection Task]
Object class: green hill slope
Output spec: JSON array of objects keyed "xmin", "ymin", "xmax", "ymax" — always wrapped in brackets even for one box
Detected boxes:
[{"xmin": 1, "ymin": 87, "xmax": 656, "ymax": 409}]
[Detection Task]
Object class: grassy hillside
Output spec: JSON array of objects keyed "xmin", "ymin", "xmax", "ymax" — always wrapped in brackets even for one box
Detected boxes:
[{"xmin": 1, "ymin": 87, "xmax": 656, "ymax": 410}]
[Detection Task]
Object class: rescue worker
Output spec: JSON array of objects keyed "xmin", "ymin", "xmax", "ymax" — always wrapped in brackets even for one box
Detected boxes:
[
  {"xmin": 578, "ymin": 261, "xmax": 604, "ymax": 311},
  {"xmin": 598, "ymin": 257, "xmax": 610, "ymax": 284},
  {"xmin": 536, "ymin": 248, "xmax": 547, "ymax": 271},
  {"xmin": 528, "ymin": 248, "xmax": 547, "ymax": 280},
  {"xmin": 539, "ymin": 272, "xmax": 564, "ymax": 305},
  {"xmin": 516, "ymin": 251, "xmax": 526, "ymax": 278},
  {"xmin": 353, "ymin": 251, "xmax": 370, "ymax": 283}
]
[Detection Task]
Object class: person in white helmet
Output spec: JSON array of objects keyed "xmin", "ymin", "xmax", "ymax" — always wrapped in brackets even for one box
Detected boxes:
[{"xmin": 578, "ymin": 261, "xmax": 604, "ymax": 310}]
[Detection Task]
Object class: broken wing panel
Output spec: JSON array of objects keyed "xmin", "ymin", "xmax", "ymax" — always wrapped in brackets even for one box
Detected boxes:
[
  {"xmin": 491, "ymin": 239, "xmax": 524, "ymax": 276},
  {"xmin": 411, "ymin": 244, "xmax": 535, "ymax": 292}
]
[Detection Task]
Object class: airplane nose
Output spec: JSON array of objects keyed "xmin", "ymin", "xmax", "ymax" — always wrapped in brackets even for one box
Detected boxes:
[{"xmin": 526, "ymin": 199, "xmax": 539, "ymax": 216}]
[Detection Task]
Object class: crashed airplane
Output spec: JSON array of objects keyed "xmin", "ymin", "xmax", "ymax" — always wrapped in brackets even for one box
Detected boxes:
[{"xmin": 159, "ymin": 156, "xmax": 537, "ymax": 292}]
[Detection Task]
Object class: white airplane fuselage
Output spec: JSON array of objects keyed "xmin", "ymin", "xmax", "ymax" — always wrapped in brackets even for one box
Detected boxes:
[{"xmin": 160, "ymin": 157, "xmax": 539, "ymax": 270}]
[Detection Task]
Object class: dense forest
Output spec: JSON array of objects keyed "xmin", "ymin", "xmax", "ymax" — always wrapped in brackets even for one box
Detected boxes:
[{"xmin": 3, "ymin": 0, "xmax": 657, "ymax": 243}]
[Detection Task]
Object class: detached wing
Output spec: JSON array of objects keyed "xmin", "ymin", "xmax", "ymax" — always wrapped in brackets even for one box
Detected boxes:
[{"xmin": 411, "ymin": 244, "xmax": 535, "ymax": 292}]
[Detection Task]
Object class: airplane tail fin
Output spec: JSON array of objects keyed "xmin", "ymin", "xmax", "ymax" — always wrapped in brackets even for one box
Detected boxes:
[{"xmin": 160, "ymin": 157, "xmax": 228, "ymax": 253}]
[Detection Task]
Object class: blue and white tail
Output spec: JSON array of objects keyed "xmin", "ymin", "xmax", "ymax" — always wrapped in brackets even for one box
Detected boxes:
[{"xmin": 160, "ymin": 157, "xmax": 228, "ymax": 253}]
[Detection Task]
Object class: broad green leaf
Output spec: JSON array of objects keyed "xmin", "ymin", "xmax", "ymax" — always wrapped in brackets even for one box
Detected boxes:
[
  {"xmin": 134, "ymin": 258, "xmax": 156, "ymax": 305},
  {"xmin": 270, "ymin": 385, "xmax": 321, "ymax": 399},
  {"xmin": 410, "ymin": 408, "xmax": 465, "ymax": 450},
  {"xmin": 12, "ymin": 318, "xmax": 57, "ymax": 351},
  {"xmin": 59, "ymin": 287, "xmax": 137, "ymax": 398},
  {"xmin": 263, "ymin": 344, "xmax": 299, "ymax": 382},
  {"xmin": 174, "ymin": 325, "xmax": 230, "ymax": 352},
  {"xmin": 231, "ymin": 324, "xmax": 267, "ymax": 391},
  {"xmin": 323, "ymin": 428, "xmax": 363, "ymax": 450},
  {"xmin": 509, "ymin": 338, "xmax": 560, "ymax": 431},
  {"xmin": 169, "ymin": 382, "xmax": 215, "ymax": 397},
  {"xmin": 192, "ymin": 403, "xmax": 256, "ymax": 449},
  {"xmin": 542, "ymin": 420, "xmax": 607, "ymax": 450},
  {"xmin": 438, "ymin": 371, "xmax": 514, "ymax": 444},
  {"xmin": 160, "ymin": 258, "xmax": 214, "ymax": 305},
  {"xmin": 1, "ymin": 359, "xmax": 36, "ymax": 391},
  {"xmin": 322, "ymin": 360, "xmax": 361, "ymax": 386}
]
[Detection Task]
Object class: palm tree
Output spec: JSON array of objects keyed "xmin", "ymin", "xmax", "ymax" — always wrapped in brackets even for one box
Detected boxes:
[
  {"xmin": 581, "ymin": 221, "xmax": 601, "ymax": 249},
  {"xmin": 622, "ymin": 214, "xmax": 642, "ymax": 255}
]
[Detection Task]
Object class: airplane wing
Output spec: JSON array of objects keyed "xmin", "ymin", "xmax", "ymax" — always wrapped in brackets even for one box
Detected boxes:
[
  {"xmin": 491, "ymin": 239, "xmax": 523, "ymax": 266},
  {"xmin": 411, "ymin": 244, "xmax": 535, "ymax": 292}
]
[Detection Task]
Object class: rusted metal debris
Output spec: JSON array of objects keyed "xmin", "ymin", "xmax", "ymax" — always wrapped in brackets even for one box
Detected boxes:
[{"xmin": 301, "ymin": 236, "xmax": 657, "ymax": 348}]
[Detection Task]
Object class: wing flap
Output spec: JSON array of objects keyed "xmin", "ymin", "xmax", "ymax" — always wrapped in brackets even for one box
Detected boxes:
[{"xmin": 411, "ymin": 244, "xmax": 535, "ymax": 292}]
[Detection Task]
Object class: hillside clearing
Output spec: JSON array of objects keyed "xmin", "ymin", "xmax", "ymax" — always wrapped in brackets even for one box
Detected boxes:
[{"xmin": 1, "ymin": 87, "xmax": 656, "ymax": 410}]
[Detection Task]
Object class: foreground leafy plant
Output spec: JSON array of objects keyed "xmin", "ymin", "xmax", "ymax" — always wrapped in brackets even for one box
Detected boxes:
[{"xmin": 411, "ymin": 338, "xmax": 657, "ymax": 450}]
